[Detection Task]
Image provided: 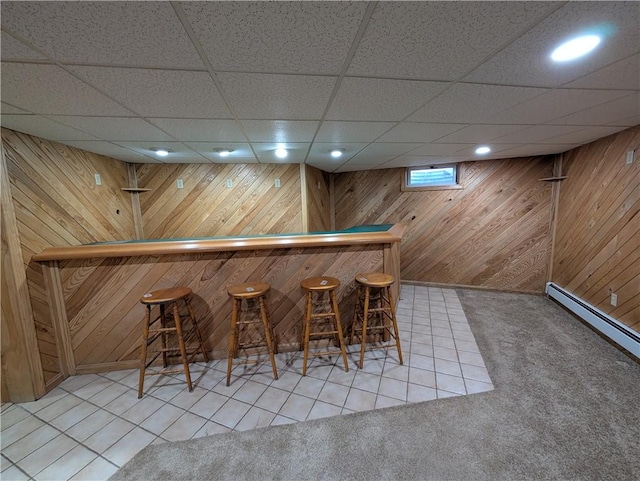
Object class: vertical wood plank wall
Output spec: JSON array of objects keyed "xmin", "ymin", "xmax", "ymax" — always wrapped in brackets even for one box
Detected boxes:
[
  {"xmin": 1, "ymin": 128, "xmax": 135, "ymax": 389},
  {"xmin": 305, "ymin": 165, "xmax": 331, "ymax": 232},
  {"xmin": 552, "ymin": 126, "xmax": 640, "ymax": 331},
  {"xmin": 136, "ymin": 163, "xmax": 303, "ymax": 238},
  {"xmin": 334, "ymin": 157, "xmax": 555, "ymax": 292}
]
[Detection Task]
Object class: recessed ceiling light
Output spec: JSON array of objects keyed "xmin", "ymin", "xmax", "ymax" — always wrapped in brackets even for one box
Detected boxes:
[
  {"xmin": 551, "ymin": 34, "xmax": 601, "ymax": 62},
  {"xmin": 275, "ymin": 147, "xmax": 288, "ymax": 159},
  {"xmin": 214, "ymin": 148, "xmax": 234, "ymax": 157},
  {"xmin": 330, "ymin": 148, "xmax": 345, "ymax": 158},
  {"xmin": 475, "ymin": 146, "xmax": 491, "ymax": 155},
  {"xmin": 151, "ymin": 148, "xmax": 170, "ymax": 157}
]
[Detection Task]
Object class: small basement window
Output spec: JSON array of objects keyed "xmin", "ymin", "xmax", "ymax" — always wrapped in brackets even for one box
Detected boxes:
[{"xmin": 403, "ymin": 164, "xmax": 463, "ymax": 191}]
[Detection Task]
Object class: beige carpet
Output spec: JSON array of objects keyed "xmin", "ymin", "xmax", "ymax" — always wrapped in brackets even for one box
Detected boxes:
[{"xmin": 110, "ymin": 289, "xmax": 640, "ymax": 480}]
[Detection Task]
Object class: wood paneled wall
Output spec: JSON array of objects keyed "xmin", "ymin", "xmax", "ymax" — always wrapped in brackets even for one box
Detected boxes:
[
  {"xmin": 304, "ymin": 165, "xmax": 331, "ymax": 233},
  {"xmin": 553, "ymin": 125, "xmax": 640, "ymax": 331},
  {"xmin": 136, "ymin": 163, "xmax": 302, "ymax": 239},
  {"xmin": 334, "ymin": 157, "xmax": 555, "ymax": 292},
  {"xmin": 2, "ymin": 128, "xmax": 135, "ymax": 389}
]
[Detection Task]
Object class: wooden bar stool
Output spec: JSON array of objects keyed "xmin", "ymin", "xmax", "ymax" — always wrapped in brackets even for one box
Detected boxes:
[
  {"xmin": 226, "ymin": 282, "xmax": 279, "ymax": 386},
  {"xmin": 138, "ymin": 286, "xmax": 208, "ymax": 398},
  {"xmin": 350, "ymin": 272, "xmax": 403, "ymax": 369},
  {"xmin": 300, "ymin": 276, "xmax": 349, "ymax": 376}
]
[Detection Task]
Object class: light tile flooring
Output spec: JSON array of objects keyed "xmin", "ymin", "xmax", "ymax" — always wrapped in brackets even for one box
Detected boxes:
[{"xmin": 1, "ymin": 286, "xmax": 493, "ymax": 481}]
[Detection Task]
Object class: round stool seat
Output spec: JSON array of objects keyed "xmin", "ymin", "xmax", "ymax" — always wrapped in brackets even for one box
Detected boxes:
[
  {"xmin": 355, "ymin": 272, "xmax": 394, "ymax": 288},
  {"xmin": 300, "ymin": 276, "xmax": 340, "ymax": 291},
  {"xmin": 228, "ymin": 282, "xmax": 270, "ymax": 299},
  {"xmin": 140, "ymin": 286, "xmax": 191, "ymax": 305}
]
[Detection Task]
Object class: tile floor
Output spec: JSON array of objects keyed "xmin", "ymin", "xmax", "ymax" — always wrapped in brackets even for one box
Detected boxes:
[{"xmin": 1, "ymin": 285, "xmax": 493, "ymax": 481}]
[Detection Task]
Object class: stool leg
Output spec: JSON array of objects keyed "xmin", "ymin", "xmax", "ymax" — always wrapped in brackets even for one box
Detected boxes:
[
  {"xmin": 350, "ymin": 285, "xmax": 362, "ymax": 345},
  {"xmin": 386, "ymin": 286, "xmax": 404, "ymax": 365},
  {"xmin": 330, "ymin": 290, "xmax": 349, "ymax": 372},
  {"xmin": 160, "ymin": 304, "xmax": 168, "ymax": 368},
  {"xmin": 302, "ymin": 291, "xmax": 313, "ymax": 376},
  {"xmin": 138, "ymin": 306, "xmax": 151, "ymax": 398},
  {"xmin": 259, "ymin": 296, "xmax": 279, "ymax": 381},
  {"xmin": 172, "ymin": 302, "xmax": 193, "ymax": 392},
  {"xmin": 184, "ymin": 297, "xmax": 209, "ymax": 362},
  {"xmin": 359, "ymin": 287, "xmax": 371, "ymax": 369},
  {"xmin": 226, "ymin": 298, "xmax": 240, "ymax": 386}
]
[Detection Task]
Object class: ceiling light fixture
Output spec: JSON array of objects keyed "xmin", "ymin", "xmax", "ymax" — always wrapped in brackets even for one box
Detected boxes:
[
  {"xmin": 550, "ymin": 34, "xmax": 601, "ymax": 62},
  {"xmin": 151, "ymin": 148, "xmax": 170, "ymax": 157},
  {"xmin": 214, "ymin": 148, "xmax": 234, "ymax": 157},
  {"xmin": 330, "ymin": 148, "xmax": 345, "ymax": 158},
  {"xmin": 275, "ymin": 147, "xmax": 288, "ymax": 159},
  {"xmin": 475, "ymin": 146, "xmax": 491, "ymax": 155}
]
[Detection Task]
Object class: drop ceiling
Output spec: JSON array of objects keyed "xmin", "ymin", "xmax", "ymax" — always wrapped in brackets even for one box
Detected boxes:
[{"xmin": 1, "ymin": 1, "xmax": 638, "ymax": 173}]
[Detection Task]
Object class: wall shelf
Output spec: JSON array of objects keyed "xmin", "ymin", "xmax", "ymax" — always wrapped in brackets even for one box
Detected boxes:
[
  {"xmin": 121, "ymin": 188, "xmax": 152, "ymax": 192},
  {"xmin": 538, "ymin": 176, "xmax": 567, "ymax": 182}
]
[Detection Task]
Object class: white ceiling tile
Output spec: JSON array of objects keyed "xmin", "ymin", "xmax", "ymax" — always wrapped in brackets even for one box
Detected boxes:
[
  {"xmin": 48, "ymin": 117, "xmax": 173, "ymax": 142},
  {"xmin": 489, "ymin": 89, "xmax": 634, "ymax": 125},
  {"xmin": 434, "ymin": 125, "xmax": 527, "ymax": 144},
  {"xmin": 408, "ymin": 84, "xmax": 548, "ymax": 123},
  {"xmin": 217, "ymin": 73, "xmax": 336, "ymax": 120},
  {"xmin": 381, "ymin": 156, "xmax": 470, "ymax": 169},
  {"xmin": 464, "ymin": 2, "xmax": 640, "ymax": 87},
  {"xmin": 347, "ymin": 143, "xmax": 424, "ymax": 163},
  {"xmin": 315, "ymin": 121, "xmax": 396, "ymax": 143},
  {"xmin": 376, "ymin": 123, "xmax": 464, "ymax": 143},
  {"xmin": 182, "ymin": 2, "xmax": 367, "ymax": 75},
  {"xmin": 148, "ymin": 119, "xmax": 246, "ymax": 142},
  {"xmin": 253, "ymin": 143, "xmax": 311, "ymax": 163},
  {"xmin": 1, "ymin": 63, "xmax": 132, "ymax": 116},
  {"xmin": 540, "ymin": 126, "xmax": 628, "ymax": 145},
  {"xmin": 494, "ymin": 144, "xmax": 580, "ymax": 158},
  {"xmin": 608, "ymin": 115, "xmax": 640, "ymax": 127},
  {"xmin": 563, "ymin": 54, "xmax": 640, "ymax": 90},
  {"xmin": 326, "ymin": 78, "xmax": 450, "ymax": 121},
  {"xmin": 409, "ymin": 144, "xmax": 474, "ymax": 156},
  {"xmin": 69, "ymin": 66, "xmax": 230, "ymax": 119},
  {"xmin": 454, "ymin": 144, "xmax": 526, "ymax": 158},
  {"xmin": 1, "ymin": 32, "xmax": 46, "ymax": 60},
  {"xmin": 186, "ymin": 143, "xmax": 257, "ymax": 163},
  {"xmin": 0, "ymin": 115, "xmax": 98, "ymax": 141},
  {"xmin": 306, "ymin": 143, "xmax": 369, "ymax": 163},
  {"xmin": 348, "ymin": 2, "xmax": 559, "ymax": 80},
  {"xmin": 58, "ymin": 141, "xmax": 155, "ymax": 163},
  {"xmin": 240, "ymin": 120, "xmax": 319, "ymax": 143},
  {"xmin": 335, "ymin": 163, "xmax": 385, "ymax": 173},
  {"xmin": 491, "ymin": 125, "xmax": 587, "ymax": 144},
  {"xmin": 1, "ymin": 103, "xmax": 29, "ymax": 114},
  {"xmin": 546, "ymin": 93, "xmax": 640, "ymax": 126},
  {"xmin": 1, "ymin": 2, "xmax": 203, "ymax": 68},
  {"xmin": 115, "ymin": 142, "xmax": 209, "ymax": 163}
]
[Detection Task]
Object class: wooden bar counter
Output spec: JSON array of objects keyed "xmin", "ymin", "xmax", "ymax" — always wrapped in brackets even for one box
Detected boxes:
[{"xmin": 33, "ymin": 224, "xmax": 404, "ymax": 381}]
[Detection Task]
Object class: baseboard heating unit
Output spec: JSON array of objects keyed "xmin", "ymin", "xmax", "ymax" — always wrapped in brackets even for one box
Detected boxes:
[{"xmin": 546, "ymin": 282, "xmax": 639, "ymax": 359}]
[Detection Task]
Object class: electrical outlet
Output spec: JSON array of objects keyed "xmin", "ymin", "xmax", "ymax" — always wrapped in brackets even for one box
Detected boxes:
[
  {"xmin": 94, "ymin": 173, "xmax": 101, "ymax": 185},
  {"xmin": 274, "ymin": 178, "xmax": 281, "ymax": 188},
  {"xmin": 626, "ymin": 150, "xmax": 634, "ymax": 165},
  {"xmin": 176, "ymin": 179, "xmax": 184, "ymax": 189},
  {"xmin": 610, "ymin": 293, "xmax": 618, "ymax": 307},
  {"xmin": 226, "ymin": 179, "xmax": 233, "ymax": 188}
]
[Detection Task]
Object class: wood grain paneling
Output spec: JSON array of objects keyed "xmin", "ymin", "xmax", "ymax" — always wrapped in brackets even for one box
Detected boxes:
[
  {"xmin": 137, "ymin": 163, "xmax": 303, "ymax": 238},
  {"xmin": 305, "ymin": 165, "xmax": 331, "ymax": 232},
  {"xmin": 553, "ymin": 125, "xmax": 640, "ymax": 331},
  {"xmin": 2, "ymin": 128, "xmax": 135, "ymax": 388},
  {"xmin": 334, "ymin": 157, "xmax": 555, "ymax": 292},
  {"xmin": 54, "ymin": 244, "xmax": 385, "ymax": 369}
]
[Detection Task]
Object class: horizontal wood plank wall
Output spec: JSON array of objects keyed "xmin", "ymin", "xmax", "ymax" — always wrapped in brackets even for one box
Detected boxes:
[
  {"xmin": 334, "ymin": 157, "xmax": 554, "ymax": 292},
  {"xmin": 305, "ymin": 165, "xmax": 331, "ymax": 232},
  {"xmin": 553, "ymin": 125, "xmax": 640, "ymax": 332},
  {"xmin": 136, "ymin": 163, "xmax": 303, "ymax": 239},
  {"xmin": 2, "ymin": 128, "xmax": 135, "ymax": 386},
  {"xmin": 58, "ymin": 245, "xmax": 384, "ymax": 368}
]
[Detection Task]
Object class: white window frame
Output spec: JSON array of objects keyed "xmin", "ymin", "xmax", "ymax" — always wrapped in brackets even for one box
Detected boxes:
[{"xmin": 402, "ymin": 163, "xmax": 464, "ymax": 191}]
